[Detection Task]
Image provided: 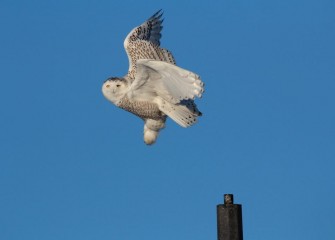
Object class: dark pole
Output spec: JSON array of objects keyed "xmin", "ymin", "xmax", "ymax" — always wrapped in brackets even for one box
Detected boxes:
[{"xmin": 217, "ymin": 194, "xmax": 243, "ymax": 240}]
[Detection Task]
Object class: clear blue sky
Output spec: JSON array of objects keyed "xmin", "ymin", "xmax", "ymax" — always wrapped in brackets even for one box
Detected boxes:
[{"xmin": 1, "ymin": 0, "xmax": 334, "ymax": 239}]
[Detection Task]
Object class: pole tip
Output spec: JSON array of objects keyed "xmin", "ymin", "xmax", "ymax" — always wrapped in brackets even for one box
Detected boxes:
[{"xmin": 224, "ymin": 194, "xmax": 234, "ymax": 204}]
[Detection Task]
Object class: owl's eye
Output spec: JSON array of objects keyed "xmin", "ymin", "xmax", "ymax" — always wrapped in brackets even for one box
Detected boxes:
[
  {"xmin": 106, "ymin": 84, "xmax": 110, "ymax": 88},
  {"xmin": 116, "ymin": 84, "xmax": 121, "ymax": 87}
]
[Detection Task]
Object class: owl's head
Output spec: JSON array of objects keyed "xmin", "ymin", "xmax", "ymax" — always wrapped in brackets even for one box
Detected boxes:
[{"xmin": 102, "ymin": 77, "xmax": 128, "ymax": 104}]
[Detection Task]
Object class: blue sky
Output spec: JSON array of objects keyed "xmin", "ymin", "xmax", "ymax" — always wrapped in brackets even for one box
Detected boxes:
[{"xmin": 1, "ymin": 0, "xmax": 334, "ymax": 239}]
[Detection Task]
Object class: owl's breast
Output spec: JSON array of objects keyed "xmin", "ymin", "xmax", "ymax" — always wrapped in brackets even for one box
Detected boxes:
[{"xmin": 117, "ymin": 96, "xmax": 166, "ymax": 120}]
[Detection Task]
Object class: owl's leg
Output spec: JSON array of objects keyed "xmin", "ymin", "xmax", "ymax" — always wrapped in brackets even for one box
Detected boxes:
[{"xmin": 143, "ymin": 118, "xmax": 166, "ymax": 145}]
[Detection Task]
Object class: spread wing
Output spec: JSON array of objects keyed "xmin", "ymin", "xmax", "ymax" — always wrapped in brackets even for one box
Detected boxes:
[
  {"xmin": 127, "ymin": 59, "xmax": 204, "ymax": 127},
  {"xmin": 127, "ymin": 59, "xmax": 204, "ymax": 103},
  {"xmin": 125, "ymin": 9, "xmax": 163, "ymax": 46},
  {"xmin": 124, "ymin": 10, "xmax": 175, "ymax": 80}
]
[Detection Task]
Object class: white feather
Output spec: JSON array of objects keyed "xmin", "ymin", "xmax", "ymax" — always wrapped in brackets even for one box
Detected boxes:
[
  {"xmin": 143, "ymin": 119, "xmax": 165, "ymax": 145},
  {"xmin": 155, "ymin": 97, "xmax": 200, "ymax": 128},
  {"xmin": 143, "ymin": 127, "xmax": 158, "ymax": 145},
  {"xmin": 127, "ymin": 59, "xmax": 204, "ymax": 103}
]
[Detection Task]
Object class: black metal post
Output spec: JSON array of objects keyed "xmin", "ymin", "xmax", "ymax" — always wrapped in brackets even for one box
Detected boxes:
[{"xmin": 217, "ymin": 194, "xmax": 243, "ymax": 240}]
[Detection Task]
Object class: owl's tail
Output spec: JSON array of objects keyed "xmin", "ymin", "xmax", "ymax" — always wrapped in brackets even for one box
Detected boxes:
[
  {"xmin": 143, "ymin": 119, "xmax": 166, "ymax": 145},
  {"xmin": 158, "ymin": 98, "xmax": 202, "ymax": 128}
]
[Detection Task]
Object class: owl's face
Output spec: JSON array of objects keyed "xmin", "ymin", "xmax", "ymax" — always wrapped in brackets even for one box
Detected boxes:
[{"xmin": 102, "ymin": 77, "xmax": 128, "ymax": 104}]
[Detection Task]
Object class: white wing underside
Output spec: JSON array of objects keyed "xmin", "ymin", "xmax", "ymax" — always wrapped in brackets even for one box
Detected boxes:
[
  {"xmin": 128, "ymin": 59, "xmax": 204, "ymax": 103},
  {"xmin": 127, "ymin": 59, "xmax": 204, "ymax": 127}
]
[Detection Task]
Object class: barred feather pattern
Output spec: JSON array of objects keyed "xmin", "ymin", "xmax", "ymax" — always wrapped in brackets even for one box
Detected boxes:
[
  {"xmin": 126, "ymin": 9, "xmax": 164, "ymax": 45},
  {"xmin": 126, "ymin": 41, "xmax": 175, "ymax": 80},
  {"xmin": 124, "ymin": 10, "xmax": 175, "ymax": 80},
  {"xmin": 158, "ymin": 98, "xmax": 202, "ymax": 127},
  {"xmin": 117, "ymin": 96, "xmax": 166, "ymax": 121}
]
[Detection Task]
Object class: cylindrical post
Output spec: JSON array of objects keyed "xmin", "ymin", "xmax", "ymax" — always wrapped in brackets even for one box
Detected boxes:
[{"xmin": 217, "ymin": 194, "xmax": 243, "ymax": 240}]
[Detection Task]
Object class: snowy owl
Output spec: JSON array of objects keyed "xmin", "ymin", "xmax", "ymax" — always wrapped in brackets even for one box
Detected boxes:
[{"xmin": 102, "ymin": 10, "xmax": 204, "ymax": 145}]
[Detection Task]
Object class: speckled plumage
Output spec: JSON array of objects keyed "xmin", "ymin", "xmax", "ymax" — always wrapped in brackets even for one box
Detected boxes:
[
  {"xmin": 124, "ymin": 10, "xmax": 176, "ymax": 80},
  {"xmin": 118, "ymin": 96, "xmax": 166, "ymax": 121},
  {"xmin": 126, "ymin": 41, "xmax": 176, "ymax": 80},
  {"xmin": 102, "ymin": 10, "xmax": 204, "ymax": 145}
]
